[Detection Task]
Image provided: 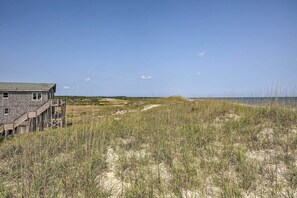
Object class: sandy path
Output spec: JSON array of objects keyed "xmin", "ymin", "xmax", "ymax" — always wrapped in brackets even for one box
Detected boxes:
[
  {"xmin": 141, "ymin": 104, "xmax": 161, "ymax": 111},
  {"xmin": 113, "ymin": 104, "xmax": 161, "ymax": 116}
]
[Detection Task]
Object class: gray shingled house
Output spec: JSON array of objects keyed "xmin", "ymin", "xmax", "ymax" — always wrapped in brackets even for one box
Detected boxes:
[{"xmin": 0, "ymin": 82, "xmax": 66, "ymax": 137}]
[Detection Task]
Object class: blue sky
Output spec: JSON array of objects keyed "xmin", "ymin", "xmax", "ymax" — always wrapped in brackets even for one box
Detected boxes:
[{"xmin": 0, "ymin": 0, "xmax": 296, "ymax": 97}]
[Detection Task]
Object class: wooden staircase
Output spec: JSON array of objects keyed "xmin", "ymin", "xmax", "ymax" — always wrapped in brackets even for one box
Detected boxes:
[{"xmin": 0, "ymin": 99, "xmax": 66, "ymax": 136}]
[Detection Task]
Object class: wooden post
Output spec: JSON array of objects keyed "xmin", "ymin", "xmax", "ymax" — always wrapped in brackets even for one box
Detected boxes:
[
  {"xmin": 36, "ymin": 116, "xmax": 39, "ymax": 131},
  {"xmin": 27, "ymin": 118, "xmax": 31, "ymax": 133},
  {"xmin": 41, "ymin": 112, "xmax": 44, "ymax": 131},
  {"xmin": 50, "ymin": 106, "xmax": 53, "ymax": 129},
  {"xmin": 44, "ymin": 109, "xmax": 48, "ymax": 130}
]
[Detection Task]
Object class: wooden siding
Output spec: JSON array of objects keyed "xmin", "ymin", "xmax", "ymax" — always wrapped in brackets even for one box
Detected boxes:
[
  {"xmin": 0, "ymin": 91, "xmax": 51, "ymax": 124},
  {"xmin": 0, "ymin": 85, "xmax": 66, "ymax": 136}
]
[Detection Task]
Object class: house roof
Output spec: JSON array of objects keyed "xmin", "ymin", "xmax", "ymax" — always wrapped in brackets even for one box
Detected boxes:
[{"xmin": 0, "ymin": 82, "xmax": 56, "ymax": 92}]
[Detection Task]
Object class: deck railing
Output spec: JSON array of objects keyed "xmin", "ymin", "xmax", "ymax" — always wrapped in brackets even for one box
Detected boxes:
[
  {"xmin": 52, "ymin": 99, "xmax": 66, "ymax": 106},
  {"xmin": 36, "ymin": 100, "xmax": 51, "ymax": 116},
  {"xmin": 4, "ymin": 124, "xmax": 13, "ymax": 131},
  {"xmin": 13, "ymin": 112, "xmax": 28, "ymax": 128}
]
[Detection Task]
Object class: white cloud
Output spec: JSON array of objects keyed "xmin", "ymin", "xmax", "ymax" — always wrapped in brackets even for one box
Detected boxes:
[
  {"xmin": 198, "ymin": 51, "xmax": 206, "ymax": 57},
  {"xmin": 140, "ymin": 75, "xmax": 153, "ymax": 80},
  {"xmin": 196, "ymin": 72, "xmax": 201, "ymax": 76},
  {"xmin": 85, "ymin": 77, "xmax": 91, "ymax": 82},
  {"xmin": 63, "ymin": 86, "xmax": 70, "ymax": 89}
]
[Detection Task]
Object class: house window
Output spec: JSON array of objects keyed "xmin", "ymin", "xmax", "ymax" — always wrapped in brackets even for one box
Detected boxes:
[
  {"xmin": 32, "ymin": 92, "xmax": 42, "ymax": 101},
  {"xmin": 3, "ymin": 93, "xmax": 8, "ymax": 99},
  {"xmin": 4, "ymin": 108, "xmax": 9, "ymax": 115}
]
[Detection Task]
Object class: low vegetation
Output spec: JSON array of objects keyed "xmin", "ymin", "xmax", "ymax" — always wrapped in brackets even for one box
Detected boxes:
[{"xmin": 1, "ymin": 97, "xmax": 297, "ymax": 197}]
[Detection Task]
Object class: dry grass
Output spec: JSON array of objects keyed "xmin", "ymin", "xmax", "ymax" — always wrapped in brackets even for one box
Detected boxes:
[{"xmin": 1, "ymin": 98, "xmax": 297, "ymax": 197}]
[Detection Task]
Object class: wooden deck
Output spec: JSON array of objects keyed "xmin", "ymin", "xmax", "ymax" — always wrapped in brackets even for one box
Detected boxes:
[{"xmin": 0, "ymin": 99, "xmax": 66, "ymax": 137}]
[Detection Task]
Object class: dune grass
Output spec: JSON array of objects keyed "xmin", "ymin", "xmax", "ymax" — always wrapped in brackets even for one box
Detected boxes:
[{"xmin": 0, "ymin": 98, "xmax": 297, "ymax": 197}]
